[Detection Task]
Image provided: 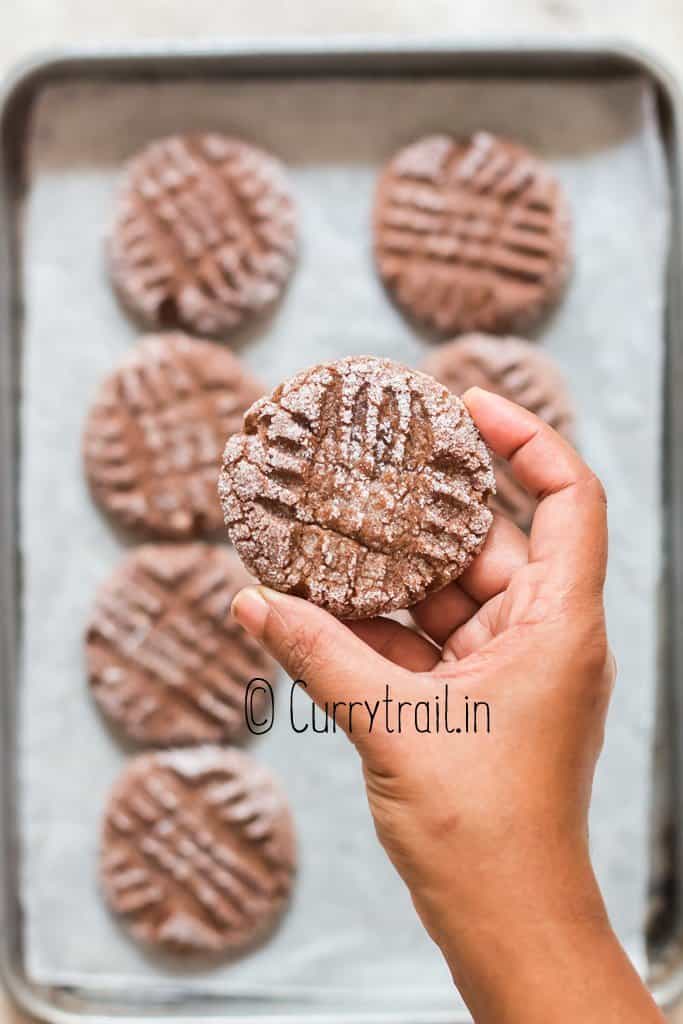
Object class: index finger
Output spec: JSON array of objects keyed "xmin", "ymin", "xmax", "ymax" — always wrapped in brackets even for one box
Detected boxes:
[{"xmin": 463, "ymin": 387, "xmax": 607, "ymax": 596}]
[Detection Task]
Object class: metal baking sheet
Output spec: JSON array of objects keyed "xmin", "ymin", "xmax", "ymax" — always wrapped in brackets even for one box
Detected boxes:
[{"xmin": 1, "ymin": 42, "xmax": 682, "ymax": 1023}]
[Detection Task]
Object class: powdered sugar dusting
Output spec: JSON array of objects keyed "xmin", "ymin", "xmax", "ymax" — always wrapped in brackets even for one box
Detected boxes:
[
  {"xmin": 218, "ymin": 355, "xmax": 495, "ymax": 618},
  {"xmin": 100, "ymin": 747, "xmax": 296, "ymax": 956},
  {"xmin": 83, "ymin": 332, "xmax": 264, "ymax": 538},
  {"xmin": 86, "ymin": 549, "xmax": 276, "ymax": 748},
  {"xmin": 374, "ymin": 132, "xmax": 572, "ymax": 336},
  {"xmin": 109, "ymin": 134, "xmax": 297, "ymax": 337}
]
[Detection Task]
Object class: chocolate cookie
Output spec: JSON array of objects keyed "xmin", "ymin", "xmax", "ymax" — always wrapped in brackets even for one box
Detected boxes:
[
  {"xmin": 108, "ymin": 134, "xmax": 297, "ymax": 336},
  {"xmin": 423, "ymin": 333, "xmax": 575, "ymax": 530},
  {"xmin": 86, "ymin": 544, "xmax": 275, "ymax": 746},
  {"xmin": 218, "ymin": 355, "xmax": 495, "ymax": 618},
  {"xmin": 374, "ymin": 132, "xmax": 571, "ymax": 335},
  {"xmin": 83, "ymin": 332, "xmax": 263, "ymax": 538},
  {"xmin": 100, "ymin": 747, "xmax": 296, "ymax": 956}
]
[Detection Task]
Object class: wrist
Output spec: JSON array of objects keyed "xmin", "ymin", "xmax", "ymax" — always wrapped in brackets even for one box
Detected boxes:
[
  {"xmin": 414, "ymin": 825, "xmax": 602, "ymax": 950},
  {"xmin": 412, "ymin": 832, "xmax": 603, "ymax": 992},
  {"xmin": 416, "ymin": 840, "xmax": 662, "ymax": 1023}
]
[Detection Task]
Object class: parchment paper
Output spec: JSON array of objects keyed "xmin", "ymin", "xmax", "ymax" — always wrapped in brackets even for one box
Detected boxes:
[{"xmin": 19, "ymin": 74, "xmax": 669, "ymax": 1009}]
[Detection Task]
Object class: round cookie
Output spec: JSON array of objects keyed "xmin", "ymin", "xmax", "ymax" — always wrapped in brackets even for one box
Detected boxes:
[
  {"xmin": 423, "ymin": 333, "xmax": 575, "ymax": 530},
  {"xmin": 100, "ymin": 747, "xmax": 296, "ymax": 956},
  {"xmin": 374, "ymin": 132, "xmax": 571, "ymax": 336},
  {"xmin": 218, "ymin": 355, "xmax": 495, "ymax": 619},
  {"xmin": 83, "ymin": 332, "xmax": 264, "ymax": 538},
  {"xmin": 108, "ymin": 134, "xmax": 297, "ymax": 336},
  {"xmin": 86, "ymin": 543, "xmax": 276, "ymax": 746}
]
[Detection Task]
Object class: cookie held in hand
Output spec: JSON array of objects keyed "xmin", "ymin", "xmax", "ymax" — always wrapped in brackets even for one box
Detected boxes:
[{"xmin": 219, "ymin": 355, "xmax": 495, "ymax": 618}]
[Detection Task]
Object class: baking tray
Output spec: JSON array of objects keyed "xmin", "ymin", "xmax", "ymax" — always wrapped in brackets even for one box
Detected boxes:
[{"xmin": 1, "ymin": 38, "xmax": 683, "ymax": 1023}]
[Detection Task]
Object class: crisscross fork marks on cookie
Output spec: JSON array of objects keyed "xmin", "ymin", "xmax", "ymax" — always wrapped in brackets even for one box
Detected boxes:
[
  {"xmin": 374, "ymin": 132, "xmax": 571, "ymax": 335},
  {"xmin": 101, "ymin": 749, "xmax": 296, "ymax": 954},
  {"xmin": 87, "ymin": 544, "xmax": 275, "ymax": 746},
  {"xmin": 219, "ymin": 356, "xmax": 495, "ymax": 618},
  {"xmin": 109, "ymin": 134, "xmax": 297, "ymax": 335},
  {"xmin": 83, "ymin": 333, "xmax": 264, "ymax": 538},
  {"xmin": 423, "ymin": 333, "xmax": 575, "ymax": 531}
]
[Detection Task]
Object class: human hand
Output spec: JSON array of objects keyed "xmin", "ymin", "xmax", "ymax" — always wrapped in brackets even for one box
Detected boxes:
[{"xmin": 232, "ymin": 387, "xmax": 663, "ymax": 1023}]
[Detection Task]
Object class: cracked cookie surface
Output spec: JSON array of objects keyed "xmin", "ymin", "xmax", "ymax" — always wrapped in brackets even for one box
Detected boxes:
[
  {"xmin": 374, "ymin": 132, "xmax": 571, "ymax": 336},
  {"xmin": 108, "ymin": 133, "xmax": 297, "ymax": 336},
  {"xmin": 218, "ymin": 355, "xmax": 495, "ymax": 618},
  {"xmin": 100, "ymin": 747, "xmax": 296, "ymax": 956}
]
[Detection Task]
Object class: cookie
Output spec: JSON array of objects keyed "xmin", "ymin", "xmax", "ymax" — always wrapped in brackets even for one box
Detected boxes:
[
  {"xmin": 423, "ymin": 333, "xmax": 575, "ymax": 529},
  {"xmin": 83, "ymin": 332, "xmax": 263, "ymax": 538},
  {"xmin": 86, "ymin": 544, "xmax": 276, "ymax": 746},
  {"xmin": 374, "ymin": 132, "xmax": 571, "ymax": 335},
  {"xmin": 108, "ymin": 134, "xmax": 297, "ymax": 336},
  {"xmin": 100, "ymin": 747, "xmax": 296, "ymax": 956},
  {"xmin": 218, "ymin": 355, "xmax": 495, "ymax": 618}
]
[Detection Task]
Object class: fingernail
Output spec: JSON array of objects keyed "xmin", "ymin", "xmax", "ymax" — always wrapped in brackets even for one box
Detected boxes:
[
  {"xmin": 231, "ymin": 586, "xmax": 270, "ymax": 638},
  {"xmin": 463, "ymin": 385, "xmax": 489, "ymax": 403}
]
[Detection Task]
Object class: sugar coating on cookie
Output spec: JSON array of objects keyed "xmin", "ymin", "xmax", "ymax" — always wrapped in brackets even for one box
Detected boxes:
[
  {"xmin": 108, "ymin": 134, "xmax": 297, "ymax": 336},
  {"xmin": 83, "ymin": 332, "xmax": 264, "ymax": 538},
  {"xmin": 423, "ymin": 333, "xmax": 575, "ymax": 530},
  {"xmin": 374, "ymin": 132, "xmax": 571, "ymax": 336},
  {"xmin": 86, "ymin": 543, "xmax": 276, "ymax": 746},
  {"xmin": 100, "ymin": 747, "xmax": 296, "ymax": 956},
  {"xmin": 218, "ymin": 355, "xmax": 495, "ymax": 618}
]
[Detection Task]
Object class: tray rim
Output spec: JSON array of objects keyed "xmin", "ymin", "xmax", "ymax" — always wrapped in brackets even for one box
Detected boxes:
[{"xmin": 1, "ymin": 35, "xmax": 683, "ymax": 1024}]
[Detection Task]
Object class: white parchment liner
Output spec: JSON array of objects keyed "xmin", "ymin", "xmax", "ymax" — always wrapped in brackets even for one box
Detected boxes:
[{"xmin": 19, "ymin": 74, "xmax": 668, "ymax": 1008}]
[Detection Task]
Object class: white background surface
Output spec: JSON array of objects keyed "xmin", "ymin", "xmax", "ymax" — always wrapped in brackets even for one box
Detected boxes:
[
  {"xmin": 2, "ymin": 1, "xmax": 683, "ymax": 1022},
  {"xmin": 0, "ymin": 0, "xmax": 681, "ymax": 78}
]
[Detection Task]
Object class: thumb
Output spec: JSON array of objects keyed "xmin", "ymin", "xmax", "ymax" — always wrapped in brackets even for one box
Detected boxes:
[{"xmin": 231, "ymin": 585, "xmax": 401, "ymax": 731}]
